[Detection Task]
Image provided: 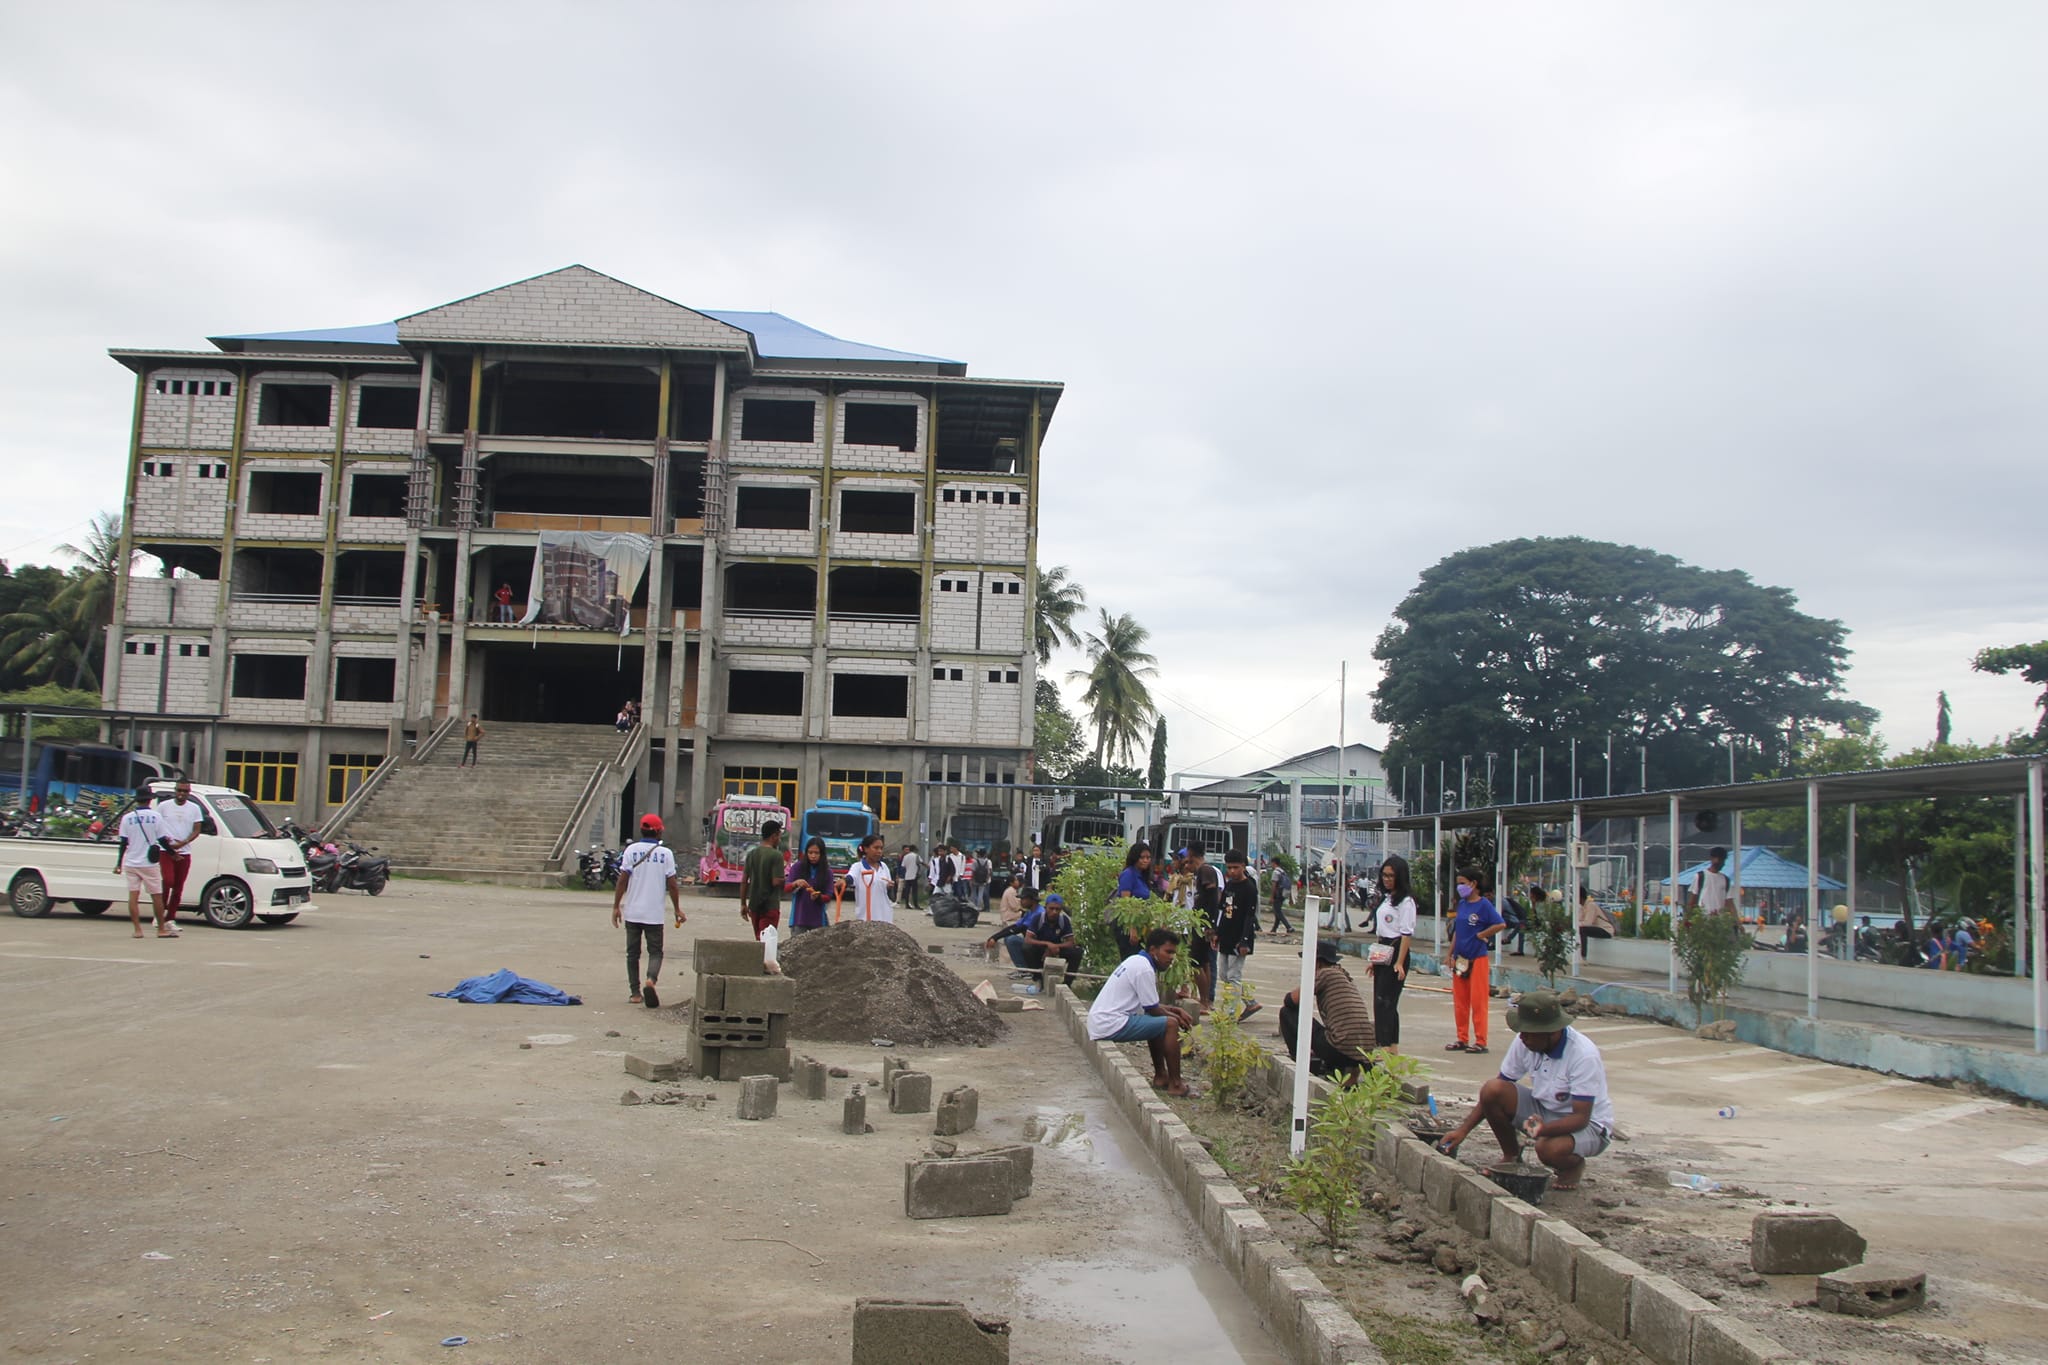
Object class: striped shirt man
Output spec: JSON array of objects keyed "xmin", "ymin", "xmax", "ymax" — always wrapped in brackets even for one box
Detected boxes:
[{"xmin": 1313, "ymin": 961, "xmax": 1374, "ymax": 1060}]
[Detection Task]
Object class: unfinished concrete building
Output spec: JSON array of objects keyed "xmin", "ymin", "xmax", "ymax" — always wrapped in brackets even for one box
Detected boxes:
[{"xmin": 104, "ymin": 267, "xmax": 1060, "ymax": 877}]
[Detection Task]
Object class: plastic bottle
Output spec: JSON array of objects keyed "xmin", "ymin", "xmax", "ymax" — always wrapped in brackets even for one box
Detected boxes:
[
  {"xmin": 1716, "ymin": 1106, "xmax": 1738, "ymax": 1119},
  {"xmin": 1666, "ymin": 1171, "xmax": 1721, "ymax": 1192}
]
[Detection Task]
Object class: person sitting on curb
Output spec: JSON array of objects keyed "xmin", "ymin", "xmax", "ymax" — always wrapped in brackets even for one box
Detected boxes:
[
  {"xmin": 1278, "ymin": 939, "xmax": 1374, "ymax": 1082},
  {"xmin": 983, "ymin": 890, "xmax": 1085, "ymax": 987},
  {"xmin": 1085, "ymin": 928, "xmax": 1195, "ymax": 1096},
  {"xmin": 1432, "ymin": 989, "xmax": 1615, "ymax": 1192}
]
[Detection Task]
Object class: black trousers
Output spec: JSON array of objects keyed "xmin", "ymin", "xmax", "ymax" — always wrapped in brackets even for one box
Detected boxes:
[
  {"xmin": 1372, "ymin": 959, "xmax": 1406, "ymax": 1047},
  {"xmin": 1277, "ymin": 996, "xmax": 1369, "ymax": 1077},
  {"xmin": 1270, "ymin": 888, "xmax": 1294, "ymax": 932},
  {"xmin": 625, "ymin": 921, "xmax": 665, "ymax": 991}
]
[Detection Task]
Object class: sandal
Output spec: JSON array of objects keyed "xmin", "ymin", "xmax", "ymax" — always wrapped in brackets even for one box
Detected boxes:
[
  {"xmin": 642, "ymin": 983, "xmax": 659, "ymax": 1009},
  {"xmin": 1445, "ymin": 1041, "xmax": 1471, "ymax": 1052},
  {"xmin": 628, "ymin": 993, "xmax": 642, "ymax": 1004}
]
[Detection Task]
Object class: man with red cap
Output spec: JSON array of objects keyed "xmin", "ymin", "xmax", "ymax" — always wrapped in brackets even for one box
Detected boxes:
[{"xmin": 613, "ymin": 813, "xmax": 684, "ymax": 1008}]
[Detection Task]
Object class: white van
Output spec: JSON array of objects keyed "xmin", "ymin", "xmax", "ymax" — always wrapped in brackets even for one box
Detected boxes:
[{"xmin": 2, "ymin": 783, "xmax": 317, "ymax": 928}]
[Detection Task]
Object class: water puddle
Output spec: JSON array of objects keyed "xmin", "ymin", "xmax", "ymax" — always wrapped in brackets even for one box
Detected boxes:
[
  {"xmin": 1015, "ymin": 1258, "xmax": 1288, "ymax": 1364},
  {"xmin": 1026, "ymin": 1106, "xmax": 1133, "ymax": 1172}
]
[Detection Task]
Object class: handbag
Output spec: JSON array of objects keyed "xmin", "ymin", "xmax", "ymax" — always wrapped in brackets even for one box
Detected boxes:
[
  {"xmin": 1452, "ymin": 954, "xmax": 1472, "ymax": 977},
  {"xmin": 1367, "ymin": 943, "xmax": 1396, "ymax": 967}
]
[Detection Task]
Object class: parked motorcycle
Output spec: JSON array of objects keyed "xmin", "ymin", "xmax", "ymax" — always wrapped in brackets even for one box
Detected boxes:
[
  {"xmin": 280, "ymin": 819, "xmax": 389, "ymax": 895},
  {"xmin": 576, "ymin": 846, "xmax": 620, "ymax": 890}
]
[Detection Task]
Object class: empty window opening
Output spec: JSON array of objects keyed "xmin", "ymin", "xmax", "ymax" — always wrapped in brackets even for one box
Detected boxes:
[
  {"xmin": 839, "ymin": 489, "xmax": 915, "ymax": 535},
  {"xmin": 975, "ymin": 490, "xmax": 989, "ymax": 502},
  {"xmin": 231, "ymin": 653, "xmax": 308, "ymax": 700},
  {"xmin": 988, "ymin": 669, "xmax": 1002, "ymax": 683},
  {"xmin": 490, "ymin": 364, "xmax": 659, "ymax": 440},
  {"xmin": 740, "ymin": 398, "xmax": 817, "ymax": 444},
  {"xmin": 950, "ymin": 668, "xmax": 965, "ymax": 681},
  {"xmin": 932, "ymin": 668, "xmax": 946, "ymax": 680},
  {"xmin": 334, "ymin": 550, "xmax": 402, "ymax": 600},
  {"xmin": 843, "ymin": 402, "xmax": 918, "ymax": 451},
  {"xmin": 1008, "ymin": 491, "xmax": 1022, "ymax": 505},
  {"xmin": 1005, "ymin": 670, "xmax": 1019, "ymax": 683},
  {"xmin": 489, "ymin": 463, "xmax": 650, "ymax": 521},
  {"xmin": 936, "ymin": 395, "xmax": 1031, "ymax": 471},
  {"xmin": 327, "ymin": 753, "xmax": 383, "ymax": 804},
  {"xmin": 334, "ymin": 657, "xmax": 396, "ymax": 702},
  {"xmin": 671, "ymin": 372, "xmax": 716, "ymax": 442},
  {"xmin": 728, "ymin": 669, "xmax": 805, "ymax": 716},
  {"xmin": 247, "ymin": 470, "xmax": 323, "ymax": 516},
  {"xmin": 942, "ymin": 489, "xmax": 956, "ymax": 503},
  {"xmin": 258, "ymin": 383, "xmax": 333, "ymax": 427},
  {"xmin": 831, "ymin": 673, "xmax": 909, "ymax": 718},
  {"xmin": 671, "ymin": 552, "xmax": 704, "ymax": 610},
  {"xmin": 828, "ymin": 566, "xmax": 919, "ymax": 619},
  {"xmin": 356, "ymin": 385, "xmax": 420, "ymax": 429},
  {"xmin": 231, "ymin": 547, "xmax": 323, "ymax": 598},
  {"xmin": 348, "ymin": 473, "xmax": 408, "ymax": 518},
  {"xmin": 733, "ymin": 485, "xmax": 811, "ymax": 531},
  {"xmin": 724, "ymin": 563, "xmax": 816, "ymax": 615}
]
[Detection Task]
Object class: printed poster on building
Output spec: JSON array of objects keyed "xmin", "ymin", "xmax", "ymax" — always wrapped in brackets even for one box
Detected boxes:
[{"xmin": 515, "ymin": 531, "xmax": 652, "ymax": 635}]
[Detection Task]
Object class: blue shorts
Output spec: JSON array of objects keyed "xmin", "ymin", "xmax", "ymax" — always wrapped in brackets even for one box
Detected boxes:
[{"xmin": 1106, "ymin": 1013, "xmax": 1169, "ymax": 1043}]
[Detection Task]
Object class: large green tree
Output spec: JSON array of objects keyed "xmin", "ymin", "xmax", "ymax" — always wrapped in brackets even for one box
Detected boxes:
[
  {"xmin": 1033, "ymin": 564, "xmax": 1088, "ymax": 665},
  {"xmin": 1146, "ymin": 716, "xmax": 1168, "ymax": 791},
  {"xmin": 51, "ymin": 512, "xmax": 129, "ymax": 686},
  {"xmin": 1372, "ymin": 538, "xmax": 1873, "ymax": 791},
  {"xmin": 1973, "ymin": 641, "xmax": 2048, "ymax": 748},
  {"xmin": 1032, "ymin": 678, "xmax": 1087, "ymax": 783},
  {"xmin": 1069, "ymin": 609, "xmax": 1158, "ymax": 767}
]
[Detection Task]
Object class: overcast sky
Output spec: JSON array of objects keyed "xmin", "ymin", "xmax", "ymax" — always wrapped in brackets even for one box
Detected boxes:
[{"xmin": 4, "ymin": 3, "xmax": 2044, "ymax": 774}]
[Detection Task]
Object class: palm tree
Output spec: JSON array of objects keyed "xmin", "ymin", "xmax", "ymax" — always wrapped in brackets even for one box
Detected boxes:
[
  {"xmin": 1068, "ymin": 609, "xmax": 1158, "ymax": 766},
  {"xmin": 0, "ymin": 596, "xmax": 97, "ymax": 692},
  {"xmin": 51, "ymin": 513, "xmax": 129, "ymax": 690},
  {"xmin": 1034, "ymin": 564, "xmax": 1087, "ymax": 665}
]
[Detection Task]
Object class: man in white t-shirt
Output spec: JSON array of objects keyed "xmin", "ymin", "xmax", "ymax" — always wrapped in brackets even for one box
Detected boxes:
[
  {"xmin": 150, "ymin": 780, "xmax": 205, "ymax": 928},
  {"xmin": 1086, "ymin": 928, "xmax": 1196, "ymax": 1096},
  {"xmin": 847, "ymin": 834, "xmax": 896, "ymax": 924},
  {"xmin": 1687, "ymin": 847, "xmax": 1732, "ymax": 913},
  {"xmin": 612, "ymin": 814, "xmax": 684, "ymax": 1008},
  {"xmin": 115, "ymin": 788, "xmax": 172, "ymax": 939},
  {"xmin": 898, "ymin": 845, "xmax": 922, "ymax": 911},
  {"xmin": 1434, "ymin": 990, "xmax": 1614, "ymax": 1190}
]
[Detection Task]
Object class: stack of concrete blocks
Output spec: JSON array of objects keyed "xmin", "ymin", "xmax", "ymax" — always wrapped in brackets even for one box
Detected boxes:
[{"xmin": 690, "ymin": 940, "xmax": 795, "ymax": 1082}]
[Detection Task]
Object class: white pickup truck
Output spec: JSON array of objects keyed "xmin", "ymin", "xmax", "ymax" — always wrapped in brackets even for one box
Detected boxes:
[{"xmin": 3, "ymin": 783, "xmax": 317, "ymax": 928}]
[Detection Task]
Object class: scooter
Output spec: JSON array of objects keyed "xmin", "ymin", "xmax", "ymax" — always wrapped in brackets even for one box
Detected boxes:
[{"xmin": 576, "ymin": 846, "xmax": 619, "ymax": 890}]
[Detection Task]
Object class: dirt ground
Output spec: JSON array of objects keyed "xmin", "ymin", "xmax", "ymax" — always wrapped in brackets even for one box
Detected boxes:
[{"xmin": 0, "ymin": 882, "xmax": 1288, "ymax": 1365}]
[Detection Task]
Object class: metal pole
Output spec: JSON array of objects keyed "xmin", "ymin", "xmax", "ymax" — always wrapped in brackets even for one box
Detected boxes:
[
  {"xmin": 1639, "ymin": 745, "xmax": 1647, "ymax": 794},
  {"xmin": 1511, "ymin": 750, "xmax": 1519, "ymax": 807},
  {"xmin": 1494, "ymin": 807, "xmax": 1507, "ymax": 941},
  {"xmin": 1460, "ymin": 756, "xmax": 1468, "ymax": 811},
  {"xmin": 16, "ymin": 712, "xmax": 30, "ymax": 810},
  {"xmin": 1635, "ymin": 815, "xmax": 1646, "ymax": 937},
  {"xmin": 1538, "ymin": 746, "xmax": 1545, "ymax": 803},
  {"xmin": 1438, "ymin": 761, "xmax": 1446, "ymax": 815},
  {"xmin": 1570, "ymin": 738, "xmax": 1577, "ymax": 800},
  {"xmin": 1336, "ymin": 662, "xmax": 1347, "ymax": 930},
  {"xmin": 1605, "ymin": 733, "xmax": 1613, "ymax": 797},
  {"xmin": 1569, "ymin": 804, "xmax": 1582, "ymax": 962},
  {"xmin": 1289, "ymin": 850, "xmax": 1322, "ymax": 1158},
  {"xmin": 2030, "ymin": 762, "xmax": 2044, "ymax": 1053},
  {"xmin": 1848, "ymin": 803, "xmax": 1861, "ymax": 963},
  {"xmin": 1806, "ymin": 781, "xmax": 1820, "ymax": 1021},
  {"xmin": 1731, "ymin": 810, "xmax": 1744, "ymax": 927},
  {"xmin": 2014, "ymin": 797, "xmax": 2027, "ymax": 980},
  {"xmin": 1433, "ymin": 814, "xmax": 1444, "ymax": 954},
  {"xmin": 1668, "ymin": 794, "xmax": 1681, "ymax": 994}
]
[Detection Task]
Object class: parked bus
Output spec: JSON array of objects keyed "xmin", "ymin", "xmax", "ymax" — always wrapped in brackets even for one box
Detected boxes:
[
  {"xmin": 0, "ymin": 739, "xmax": 181, "ymax": 811},
  {"xmin": 945, "ymin": 803, "xmax": 1010, "ymax": 859},
  {"xmin": 1142, "ymin": 817, "xmax": 1248, "ymax": 863},
  {"xmin": 1040, "ymin": 807, "xmax": 1128, "ymax": 853},
  {"xmin": 800, "ymin": 798, "xmax": 876, "ymax": 873},
  {"xmin": 697, "ymin": 794, "xmax": 791, "ymax": 887}
]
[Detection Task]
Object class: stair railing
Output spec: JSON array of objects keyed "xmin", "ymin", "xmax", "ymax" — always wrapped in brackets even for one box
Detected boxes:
[
  {"xmin": 546, "ymin": 724, "xmax": 653, "ymax": 871},
  {"xmin": 322, "ymin": 714, "xmax": 456, "ymax": 840}
]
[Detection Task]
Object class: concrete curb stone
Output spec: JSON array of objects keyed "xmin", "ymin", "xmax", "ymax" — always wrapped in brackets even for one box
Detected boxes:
[
  {"xmin": 1486, "ymin": 1195, "xmax": 1540, "ymax": 1265},
  {"xmin": 1630, "ymin": 1272, "xmax": 1722, "ymax": 1364},
  {"xmin": 1530, "ymin": 1218, "xmax": 1600, "ymax": 1303},
  {"xmin": 1574, "ymin": 1246, "xmax": 1640, "ymax": 1338}
]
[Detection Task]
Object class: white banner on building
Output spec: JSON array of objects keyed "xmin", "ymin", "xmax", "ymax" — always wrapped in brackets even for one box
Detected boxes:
[{"xmin": 515, "ymin": 531, "xmax": 652, "ymax": 636}]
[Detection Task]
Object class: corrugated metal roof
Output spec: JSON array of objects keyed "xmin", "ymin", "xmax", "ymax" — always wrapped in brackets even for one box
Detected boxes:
[
  {"xmin": 210, "ymin": 312, "xmax": 958, "ymax": 365},
  {"xmin": 701, "ymin": 310, "xmax": 959, "ymax": 365}
]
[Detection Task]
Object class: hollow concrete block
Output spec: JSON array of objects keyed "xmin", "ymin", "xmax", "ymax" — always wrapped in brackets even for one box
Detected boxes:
[
  {"xmin": 1394, "ymin": 1137, "xmax": 1432, "ymax": 1193},
  {"xmin": 722, "ymin": 974, "xmax": 795, "ymax": 1016},
  {"xmin": 736, "ymin": 1074, "xmax": 778, "ymax": 1120},
  {"xmin": 890, "ymin": 1071, "xmax": 933, "ymax": 1114},
  {"xmin": 692, "ymin": 939, "xmax": 764, "ymax": 977},
  {"xmin": 1691, "ymin": 1312, "xmax": 1804, "ymax": 1365},
  {"xmin": 934, "ymin": 1085, "xmax": 979, "ymax": 1135},
  {"xmin": 904, "ymin": 1157, "xmax": 1014, "ymax": 1220},
  {"xmin": 718, "ymin": 1045, "xmax": 790, "ymax": 1082},
  {"xmin": 1450, "ymin": 1168, "xmax": 1497, "ymax": 1239},
  {"xmin": 1420, "ymin": 1151, "xmax": 1463, "ymax": 1216},
  {"xmin": 843, "ymin": 1086, "xmax": 868, "ymax": 1135},
  {"xmin": 971, "ymin": 1143, "xmax": 1034, "ymax": 1199},
  {"xmin": 851, "ymin": 1298, "xmax": 1010, "ymax": 1365},
  {"xmin": 624, "ymin": 1053, "xmax": 682, "ymax": 1082},
  {"xmin": 1815, "ymin": 1262, "xmax": 1926, "ymax": 1318},
  {"xmin": 1750, "ymin": 1210, "xmax": 1866, "ymax": 1275},
  {"xmin": 795, "ymin": 1056, "xmax": 828, "ymax": 1100}
]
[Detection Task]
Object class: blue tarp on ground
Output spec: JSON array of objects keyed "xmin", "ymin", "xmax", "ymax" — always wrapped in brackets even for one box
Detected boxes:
[
  {"xmin": 1662, "ymin": 845, "xmax": 1846, "ymax": 892},
  {"xmin": 431, "ymin": 968, "xmax": 582, "ymax": 1006}
]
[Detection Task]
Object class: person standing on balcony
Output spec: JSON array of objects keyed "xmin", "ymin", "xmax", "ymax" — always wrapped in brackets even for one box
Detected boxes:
[
  {"xmin": 460, "ymin": 714, "xmax": 484, "ymax": 767},
  {"xmin": 493, "ymin": 582, "xmax": 514, "ymax": 623}
]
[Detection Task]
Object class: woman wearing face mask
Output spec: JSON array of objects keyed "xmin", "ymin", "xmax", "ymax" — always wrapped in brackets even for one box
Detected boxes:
[
  {"xmin": 1369, "ymin": 856, "xmax": 1417, "ymax": 1053},
  {"xmin": 1447, "ymin": 868, "xmax": 1504, "ymax": 1054},
  {"xmin": 785, "ymin": 836, "xmax": 842, "ymax": 934}
]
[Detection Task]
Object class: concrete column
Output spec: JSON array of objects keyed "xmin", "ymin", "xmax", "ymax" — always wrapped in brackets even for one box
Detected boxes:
[
  {"xmin": 2029, "ymin": 761, "xmax": 2044, "ymax": 1053},
  {"xmin": 1634, "ymin": 816, "xmax": 1646, "ymax": 937},
  {"xmin": 105, "ymin": 368, "xmax": 150, "ymax": 706},
  {"xmin": 1731, "ymin": 810, "xmax": 1744, "ymax": 924},
  {"xmin": 2012, "ymin": 798, "xmax": 2025, "ymax": 979},
  {"xmin": 1432, "ymin": 813, "xmax": 1444, "ymax": 953},
  {"xmin": 1668, "ymin": 794, "xmax": 1681, "ymax": 994},
  {"xmin": 1806, "ymin": 781, "xmax": 1821, "ymax": 1021},
  {"xmin": 446, "ymin": 353, "xmax": 483, "ymax": 722},
  {"xmin": 687, "ymin": 358, "xmax": 728, "ymax": 829},
  {"xmin": 639, "ymin": 353, "xmax": 670, "ymax": 801}
]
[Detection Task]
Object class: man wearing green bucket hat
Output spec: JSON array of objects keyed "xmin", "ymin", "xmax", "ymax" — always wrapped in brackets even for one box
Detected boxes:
[{"xmin": 1433, "ymin": 989, "xmax": 1614, "ymax": 1191}]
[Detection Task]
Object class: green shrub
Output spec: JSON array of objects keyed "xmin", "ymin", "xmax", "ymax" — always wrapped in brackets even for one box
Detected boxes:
[
  {"xmin": 1192, "ymin": 984, "xmax": 1266, "ymax": 1107},
  {"xmin": 1533, "ymin": 902, "xmax": 1573, "ymax": 986},
  {"xmin": 1673, "ymin": 909, "xmax": 1751, "ymax": 1015},
  {"xmin": 1640, "ymin": 909, "xmax": 1673, "ymax": 940},
  {"xmin": 1050, "ymin": 842, "xmax": 1202, "ymax": 995},
  {"xmin": 1280, "ymin": 1051, "xmax": 1421, "ymax": 1246}
]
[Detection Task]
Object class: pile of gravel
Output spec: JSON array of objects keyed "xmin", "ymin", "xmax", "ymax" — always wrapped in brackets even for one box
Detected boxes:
[{"xmin": 779, "ymin": 920, "xmax": 1009, "ymax": 1047}]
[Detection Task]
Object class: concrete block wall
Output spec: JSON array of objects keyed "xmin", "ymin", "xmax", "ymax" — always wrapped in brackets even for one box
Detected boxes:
[
  {"xmin": 331, "ymin": 602, "xmax": 401, "ymax": 633},
  {"xmin": 928, "ymin": 663, "xmax": 977, "ymax": 744},
  {"xmin": 720, "ymin": 612, "xmax": 814, "ymax": 649},
  {"xmin": 114, "ymin": 634, "xmax": 216, "ymax": 712},
  {"xmin": 328, "ymin": 700, "xmax": 390, "ymax": 728},
  {"xmin": 827, "ymin": 618, "xmax": 916, "ymax": 651},
  {"xmin": 243, "ymin": 371, "xmax": 341, "ymax": 453},
  {"xmin": 975, "ymin": 667, "xmax": 1024, "ymax": 738},
  {"xmin": 122, "ymin": 577, "xmax": 221, "ymax": 630},
  {"xmin": 336, "ymin": 462, "xmax": 412, "ymax": 542},
  {"xmin": 131, "ymin": 455, "xmax": 231, "ymax": 539},
  {"xmin": 345, "ymin": 377, "xmax": 441, "ymax": 454},
  {"xmin": 828, "ymin": 475, "xmax": 921, "ymax": 560},
  {"xmin": 236, "ymin": 458, "xmax": 328, "ymax": 540},
  {"xmin": 141, "ymin": 369, "xmax": 239, "ymax": 449},
  {"xmin": 980, "ymin": 573, "xmax": 1026, "ymax": 651},
  {"xmin": 227, "ymin": 696, "xmax": 310, "ymax": 725},
  {"xmin": 229, "ymin": 598, "xmax": 320, "ymax": 632},
  {"xmin": 931, "ymin": 570, "xmax": 981, "ymax": 650},
  {"xmin": 831, "ymin": 390, "xmax": 926, "ymax": 474},
  {"xmin": 934, "ymin": 482, "xmax": 1028, "ymax": 564},
  {"xmin": 726, "ymin": 473, "xmax": 820, "ymax": 557},
  {"xmin": 727, "ymin": 386, "xmax": 824, "ymax": 469}
]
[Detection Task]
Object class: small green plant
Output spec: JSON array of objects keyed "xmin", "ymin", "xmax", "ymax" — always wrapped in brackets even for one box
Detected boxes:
[
  {"xmin": 1280, "ymin": 1052, "xmax": 1421, "ymax": 1246},
  {"xmin": 1532, "ymin": 901, "xmax": 1573, "ymax": 986},
  {"xmin": 1640, "ymin": 908, "xmax": 1673, "ymax": 940},
  {"xmin": 1673, "ymin": 909, "xmax": 1751, "ymax": 1016},
  {"xmin": 1191, "ymin": 984, "xmax": 1266, "ymax": 1106},
  {"xmin": 1052, "ymin": 841, "xmax": 1202, "ymax": 994}
]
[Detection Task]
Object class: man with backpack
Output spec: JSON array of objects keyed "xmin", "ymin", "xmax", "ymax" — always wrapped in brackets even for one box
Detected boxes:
[
  {"xmin": 1268, "ymin": 861, "xmax": 1295, "ymax": 936},
  {"xmin": 971, "ymin": 849, "xmax": 992, "ymax": 913}
]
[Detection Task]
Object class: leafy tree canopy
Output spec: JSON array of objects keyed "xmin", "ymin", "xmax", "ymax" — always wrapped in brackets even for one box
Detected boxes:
[
  {"xmin": 1973, "ymin": 641, "xmax": 2048, "ymax": 748},
  {"xmin": 1033, "ymin": 678, "xmax": 1087, "ymax": 784},
  {"xmin": 1372, "ymin": 538, "xmax": 1873, "ymax": 792}
]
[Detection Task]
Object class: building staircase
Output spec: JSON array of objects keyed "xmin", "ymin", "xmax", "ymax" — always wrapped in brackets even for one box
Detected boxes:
[{"xmin": 338, "ymin": 722, "xmax": 638, "ymax": 885}]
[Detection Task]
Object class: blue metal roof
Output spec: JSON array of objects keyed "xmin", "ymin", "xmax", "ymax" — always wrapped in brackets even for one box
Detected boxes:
[
  {"xmin": 1662, "ymin": 846, "xmax": 1847, "ymax": 892},
  {"xmin": 701, "ymin": 310, "xmax": 958, "ymax": 365},
  {"xmin": 214, "ymin": 312, "xmax": 957, "ymax": 365}
]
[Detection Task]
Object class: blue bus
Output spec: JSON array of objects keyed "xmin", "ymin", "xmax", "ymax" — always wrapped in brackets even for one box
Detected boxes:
[{"xmin": 0, "ymin": 739, "xmax": 181, "ymax": 810}]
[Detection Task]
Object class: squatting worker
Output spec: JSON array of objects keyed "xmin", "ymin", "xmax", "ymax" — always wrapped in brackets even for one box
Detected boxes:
[
  {"xmin": 1447, "ymin": 868, "xmax": 1503, "ymax": 1054},
  {"xmin": 116, "ymin": 786, "xmax": 172, "ymax": 939},
  {"xmin": 612, "ymin": 814, "xmax": 684, "ymax": 1009},
  {"xmin": 1369, "ymin": 855, "xmax": 1417, "ymax": 1053},
  {"xmin": 1278, "ymin": 939, "xmax": 1374, "ymax": 1081},
  {"xmin": 1215, "ymin": 850, "xmax": 1261, "ymax": 1020},
  {"xmin": 151, "ymin": 779, "xmax": 205, "ymax": 929},
  {"xmin": 1433, "ymin": 989, "xmax": 1613, "ymax": 1192},
  {"xmin": 985, "ymin": 889, "xmax": 1082, "ymax": 986},
  {"xmin": 740, "ymin": 818, "xmax": 786, "ymax": 941},
  {"xmin": 1086, "ymin": 928, "xmax": 1195, "ymax": 1097},
  {"xmin": 847, "ymin": 832, "xmax": 896, "ymax": 924}
]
